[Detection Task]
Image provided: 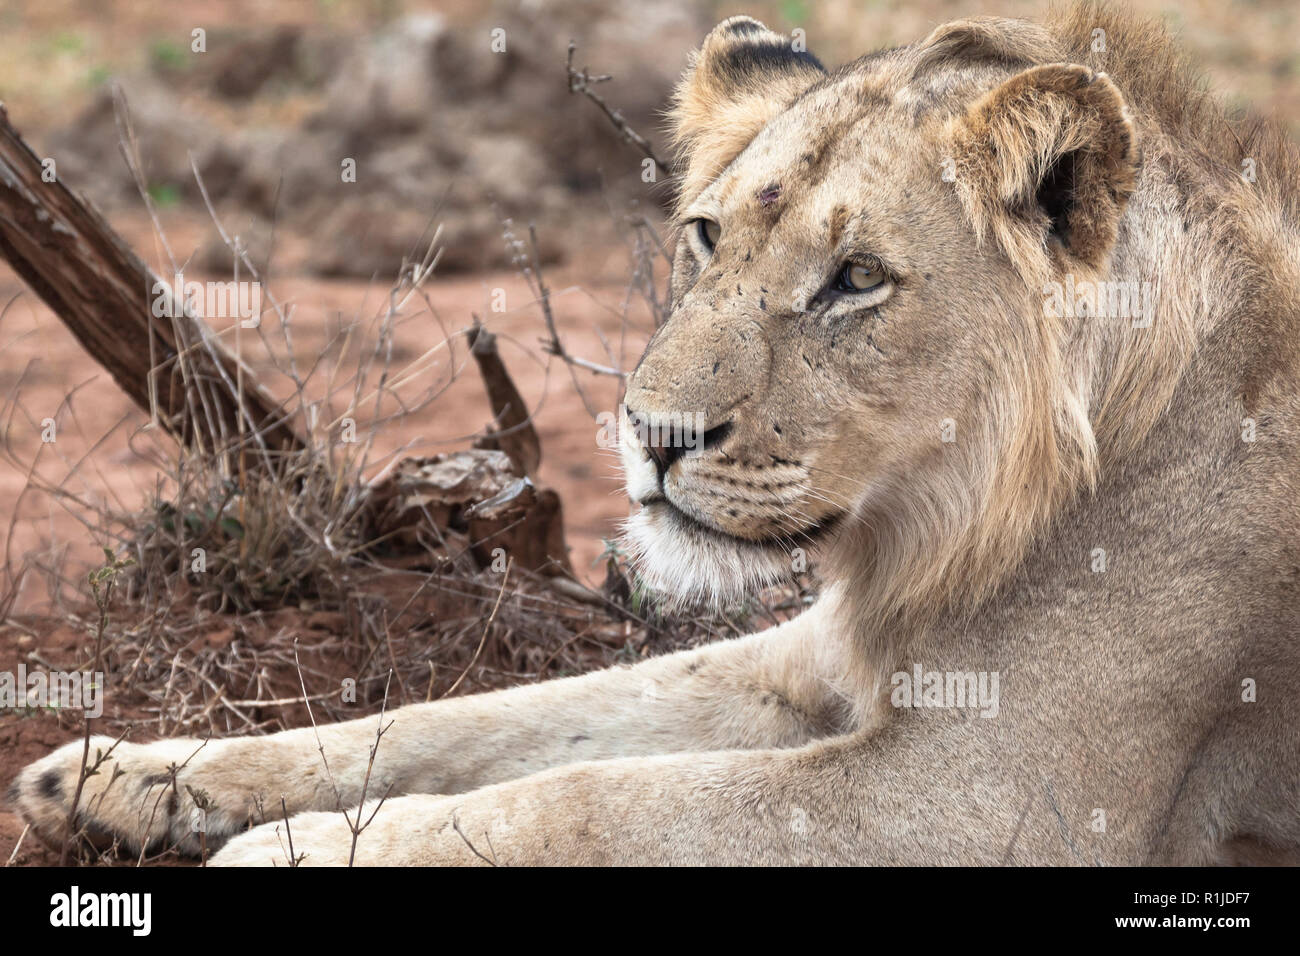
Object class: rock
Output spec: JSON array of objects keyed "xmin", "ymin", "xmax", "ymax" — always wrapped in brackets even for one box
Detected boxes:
[
  {"xmin": 39, "ymin": 1, "xmax": 714, "ymax": 277},
  {"xmin": 316, "ymin": 14, "xmax": 447, "ymax": 141},
  {"xmin": 46, "ymin": 77, "xmax": 221, "ymax": 206},
  {"xmin": 210, "ymin": 27, "xmax": 304, "ymax": 101}
]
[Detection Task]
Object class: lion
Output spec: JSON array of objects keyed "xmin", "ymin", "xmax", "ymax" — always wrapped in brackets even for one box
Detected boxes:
[{"xmin": 9, "ymin": 1, "xmax": 1300, "ymax": 865}]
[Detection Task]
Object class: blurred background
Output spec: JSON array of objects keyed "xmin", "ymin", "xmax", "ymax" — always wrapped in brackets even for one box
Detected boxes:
[
  {"xmin": 0, "ymin": 0, "xmax": 1297, "ymax": 610},
  {"xmin": 4, "ymin": 0, "xmax": 1299, "ymax": 274}
]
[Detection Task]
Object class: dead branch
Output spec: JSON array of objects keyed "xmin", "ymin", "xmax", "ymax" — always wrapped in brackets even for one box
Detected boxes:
[
  {"xmin": 60, "ymin": 550, "xmax": 132, "ymax": 865},
  {"xmin": 508, "ymin": 221, "xmax": 622, "ymax": 430},
  {"xmin": 0, "ymin": 104, "xmax": 303, "ymax": 472},
  {"xmin": 4, "ymin": 824, "xmax": 30, "ymax": 867},
  {"xmin": 468, "ymin": 320, "xmax": 542, "ymax": 477},
  {"xmin": 440, "ymin": 556, "xmax": 511, "ymax": 699},
  {"xmin": 452, "ymin": 813, "xmax": 499, "ymax": 866},
  {"xmin": 346, "ymin": 669, "xmax": 396, "ymax": 866},
  {"xmin": 278, "ymin": 796, "xmax": 305, "ymax": 867},
  {"xmin": 566, "ymin": 41, "xmax": 672, "ymax": 178}
]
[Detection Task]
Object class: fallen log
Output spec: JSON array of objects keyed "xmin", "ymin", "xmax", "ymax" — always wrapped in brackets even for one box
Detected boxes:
[{"xmin": 0, "ymin": 103, "xmax": 303, "ymax": 470}]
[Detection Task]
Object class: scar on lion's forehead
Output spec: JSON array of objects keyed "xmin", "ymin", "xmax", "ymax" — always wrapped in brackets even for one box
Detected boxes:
[{"xmin": 758, "ymin": 184, "xmax": 781, "ymax": 206}]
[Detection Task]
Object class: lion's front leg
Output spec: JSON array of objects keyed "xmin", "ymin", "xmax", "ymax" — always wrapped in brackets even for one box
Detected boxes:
[
  {"xmin": 11, "ymin": 598, "xmax": 859, "ymax": 857},
  {"xmin": 212, "ymin": 714, "xmax": 1134, "ymax": 866},
  {"xmin": 211, "ymin": 745, "xmax": 868, "ymax": 866}
]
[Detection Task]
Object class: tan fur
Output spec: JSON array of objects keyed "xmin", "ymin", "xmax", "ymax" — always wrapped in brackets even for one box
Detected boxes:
[
  {"xmin": 669, "ymin": 16, "xmax": 827, "ymax": 211},
  {"xmin": 10, "ymin": 2, "xmax": 1300, "ymax": 864}
]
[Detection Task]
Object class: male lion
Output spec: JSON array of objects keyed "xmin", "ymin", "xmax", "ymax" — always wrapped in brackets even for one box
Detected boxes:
[{"xmin": 11, "ymin": 1, "xmax": 1300, "ymax": 865}]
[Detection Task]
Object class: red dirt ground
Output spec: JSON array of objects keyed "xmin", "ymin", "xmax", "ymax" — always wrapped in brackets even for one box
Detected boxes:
[{"xmin": 0, "ymin": 211, "xmax": 655, "ymax": 864}]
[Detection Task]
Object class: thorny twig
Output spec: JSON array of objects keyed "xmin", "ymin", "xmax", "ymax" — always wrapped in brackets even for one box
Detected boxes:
[
  {"xmin": 440, "ymin": 557, "xmax": 512, "ymax": 699},
  {"xmin": 293, "ymin": 640, "xmax": 345, "ymax": 811},
  {"xmin": 60, "ymin": 549, "xmax": 133, "ymax": 865},
  {"xmin": 278, "ymin": 796, "xmax": 305, "ymax": 867},
  {"xmin": 345, "ymin": 669, "xmax": 396, "ymax": 866},
  {"xmin": 527, "ymin": 225, "xmax": 625, "ymax": 379},
  {"xmin": 452, "ymin": 813, "xmax": 499, "ymax": 866},
  {"xmin": 134, "ymin": 737, "xmax": 209, "ymax": 867},
  {"xmin": 566, "ymin": 41, "xmax": 673, "ymax": 178},
  {"xmin": 4, "ymin": 825, "xmax": 30, "ymax": 866}
]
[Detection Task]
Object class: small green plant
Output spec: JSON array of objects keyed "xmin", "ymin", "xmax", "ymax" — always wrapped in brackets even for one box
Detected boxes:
[
  {"xmin": 146, "ymin": 182, "xmax": 180, "ymax": 208},
  {"xmin": 89, "ymin": 546, "xmax": 135, "ymax": 609},
  {"xmin": 148, "ymin": 39, "xmax": 187, "ymax": 72},
  {"xmin": 50, "ymin": 32, "xmax": 84, "ymax": 55},
  {"xmin": 85, "ymin": 65, "xmax": 111, "ymax": 88},
  {"xmin": 780, "ymin": 0, "xmax": 809, "ymax": 25}
]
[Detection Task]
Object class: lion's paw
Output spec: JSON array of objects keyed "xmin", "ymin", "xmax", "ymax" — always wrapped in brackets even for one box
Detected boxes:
[{"xmin": 7, "ymin": 735, "xmax": 275, "ymax": 856}]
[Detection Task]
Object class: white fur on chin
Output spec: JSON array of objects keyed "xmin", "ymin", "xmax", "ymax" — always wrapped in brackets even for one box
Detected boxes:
[{"xmin": 622, "ymin": 503, "xmax": 793, "ymax": 611}]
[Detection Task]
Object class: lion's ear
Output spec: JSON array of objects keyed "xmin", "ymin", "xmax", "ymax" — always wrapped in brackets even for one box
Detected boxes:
[
  {"xmin": 669, "ymin": 17, "xmax": 825, "ymax": 211},
  {"xmin": 948, "ymin": 63, "xmax": 1138, "ymax": 276}
]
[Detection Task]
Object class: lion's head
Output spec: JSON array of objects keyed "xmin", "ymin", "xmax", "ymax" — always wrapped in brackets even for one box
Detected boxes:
[{"xmin": 620, "ymin": 13, "xmax": 1162, "ymax": 622}]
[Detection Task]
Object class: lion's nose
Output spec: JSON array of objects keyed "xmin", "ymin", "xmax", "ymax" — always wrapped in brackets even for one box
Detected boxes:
[{"xmin": 625, "ymin": 408, "xmax": 733, "ymax": 479}]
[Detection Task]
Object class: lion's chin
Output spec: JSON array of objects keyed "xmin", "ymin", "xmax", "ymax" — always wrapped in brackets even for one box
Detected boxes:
[{"xmin": 621, "ymin": 502, "xmax": 804, "ymax": 612}]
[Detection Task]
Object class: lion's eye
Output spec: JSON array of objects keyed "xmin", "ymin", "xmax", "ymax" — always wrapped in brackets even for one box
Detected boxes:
[
  {"xmin": 837, "ymin": 260, "xmax": 887, "ymax": 293},
  {"xmin": 697, "ymin": 218, "xmax": 721, "ymax": 252}
]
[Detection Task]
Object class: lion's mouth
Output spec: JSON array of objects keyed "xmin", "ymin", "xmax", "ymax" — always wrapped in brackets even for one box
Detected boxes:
[
  {"xmin": 641, "ymin": 496, "xmax": 844, "ymax": 550},
  {"xmin": 623, "ymin": 497, "xmax": 845, "ymax": 608}
]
